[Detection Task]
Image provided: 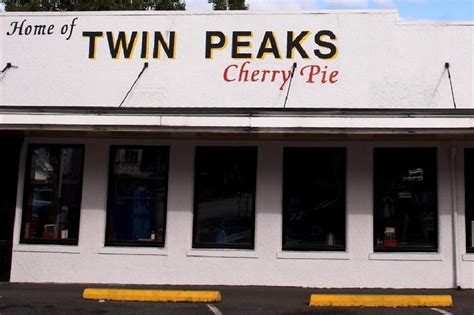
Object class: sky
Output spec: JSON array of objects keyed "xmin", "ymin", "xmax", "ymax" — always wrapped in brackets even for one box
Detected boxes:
[
  {"xmin": 0, "ymin": 0, "xmax": 472, "ymax": 21},
  {"xmin": 189, "ymin": 0, "xmax": 474, "ymax": 21}
]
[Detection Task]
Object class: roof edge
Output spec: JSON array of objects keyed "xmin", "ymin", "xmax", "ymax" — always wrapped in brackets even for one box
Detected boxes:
[
  {"xmin": 0, "ymin": 9, "xmax": 400, "ymax": 17},
  {"xmin": 1, "ymin": 10, "xmax": 471, "ymax": 25}
]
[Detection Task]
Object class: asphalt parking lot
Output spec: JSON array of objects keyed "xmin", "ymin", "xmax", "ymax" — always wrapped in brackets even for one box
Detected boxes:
[{"xmin": 0, "ymin": 283, "xmax": 472, "ymax": 315}]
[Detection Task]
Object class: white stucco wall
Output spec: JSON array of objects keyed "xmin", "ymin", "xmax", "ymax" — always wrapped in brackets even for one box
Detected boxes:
[
  {"xmin": 1, "ymin": 11, "xmax": 472, "ymax": 109},
  {"xmin": 9, "ymin": 137, "xmax": 474, "ymax": 288}
]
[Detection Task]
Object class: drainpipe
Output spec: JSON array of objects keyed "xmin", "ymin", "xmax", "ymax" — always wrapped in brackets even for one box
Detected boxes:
[{"xmin": 450, "ymin": 140, "xmax": 461, "ymax": 289}]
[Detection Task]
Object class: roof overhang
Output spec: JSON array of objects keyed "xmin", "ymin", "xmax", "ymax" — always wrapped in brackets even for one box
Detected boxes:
[{"xmin": 1, "ymin": 107, "xmax": 473, "ymax": 138}]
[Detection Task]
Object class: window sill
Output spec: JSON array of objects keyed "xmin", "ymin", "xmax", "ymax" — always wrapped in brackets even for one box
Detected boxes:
[
  {"xmin": 104, "ymin": 241, "xmax": 165, "ymax": 248},
  {"xmin": 368, "ymin": 253, "xmax": 442, "ymax": 261},
  {"xmin": 277, "ymin": 251, "xmax": 349, "ymax": 260},
  {"xmin": 13, "ymin": 244, "xmax": 80, "ymax": 254},
  {"xmin": 462, "ymin": 254, "xmax": 474, "ymax": 262},
  {"xmin": 186, "ymin": 249, "xmax": 258, "ymax": 259},
  {"xmin": 98, "ymin": 247, "xmax": 168, "ymax": 256}
]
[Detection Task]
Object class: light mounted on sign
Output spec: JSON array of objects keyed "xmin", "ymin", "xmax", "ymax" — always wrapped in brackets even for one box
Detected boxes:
[
  {"xmin": 118, "ymin": 62, "xmax": 149, "ymax": 108},
  {"xmin": 283, "ymin": 62, "xmax": 298, "ymax": 109},
  {"xmin": 1, "ymin": 62, "xmax": 19, "ymax": 74},
  {"xmin": 445, "ymin": 62, "xmax": 457, "ymax": 109}
]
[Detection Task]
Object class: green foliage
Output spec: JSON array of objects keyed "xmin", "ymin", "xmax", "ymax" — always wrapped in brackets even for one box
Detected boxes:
[
  {"xmin": 209, "ymin": 0, "xmax": 248, "ymax": 10},
  {"xmin": 4, "ymin": 0, "xmax": 186, "ymax": 11},
  {"xmin": 152, "ymin": 0, "xmax": 185, "ymax": 10}
]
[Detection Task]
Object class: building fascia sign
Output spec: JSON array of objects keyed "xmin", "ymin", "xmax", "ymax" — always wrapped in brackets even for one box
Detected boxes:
[
  {"xmin": 0, "ymin": 12, "xmax": 470, "ymax": 109},
  {"xmin": 80, "ymin": 28, "xmax": 339, "ymax": 91}
]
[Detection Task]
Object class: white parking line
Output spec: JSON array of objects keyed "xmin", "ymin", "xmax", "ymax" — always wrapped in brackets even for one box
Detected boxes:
[
  {"xmin": 431, "ymin": 308, "xmax": 453, "ymax": 315},
  {"xmin": 207, "ymin": 304, "xmax": 223, "ymax": 315}
]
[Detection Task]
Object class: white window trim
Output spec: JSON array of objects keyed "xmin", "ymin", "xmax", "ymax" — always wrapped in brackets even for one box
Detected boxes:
[
  {"xmin": 98, "ymin": 246, "xmax": 167, "ymax": 256},
  {"xmin": 368, "ymin": 252, "xmax": 442, "ymax": 261},
  {"xmin": 13, "ymin": 244, "xmax": 80, "ymax": 254},
  {"xmin": 186, "ymin": 249, "xmax": 258, "ymax": 259},
  {"xmin": 462, "ymin": 253, "xmax": 474, "ymax": 262},
  {"xmin": 277, "ymin": 251, "xmax": 349, "ymax": 260}
]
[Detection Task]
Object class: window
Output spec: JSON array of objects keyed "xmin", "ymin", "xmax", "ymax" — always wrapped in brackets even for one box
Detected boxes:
[
  {"xmin": 283, "ymin": 147, "xmax": 346, "ymax": 251},
  {"xmin": 193, "ymin": 146, "xmax": 257, "ymax": 249},
  {"xmin": 105, "ymin": 146, "xmax": 169, "ymax": 247},
  {"xmin": 465, "ymin": 149, "xmax": 474, "ymax": 253},
  {"xmin": 21, "ymin": 144, "xmax": 84, "ymax": 244},
  {"xmin": 374, "ymin": 148, "xmax": 437, "ymax": 252}
]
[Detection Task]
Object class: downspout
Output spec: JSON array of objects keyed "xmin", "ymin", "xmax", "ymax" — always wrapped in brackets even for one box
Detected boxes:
[{"xmin": 450, "ymin": 140, "xmax": 461, "ymax": 289}]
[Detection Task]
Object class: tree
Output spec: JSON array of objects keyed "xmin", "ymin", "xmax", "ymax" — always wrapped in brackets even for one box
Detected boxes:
[
  {"xmin": 209, "ymin": 0, "xmax": 248, "ymax": 10},
  {"xmin": 4, "ymin": 0, "xmax": 186, "ymax": 11},
  {"xmin": 152, "ymin": 0, "xmax": 185, "ymax": 10}
]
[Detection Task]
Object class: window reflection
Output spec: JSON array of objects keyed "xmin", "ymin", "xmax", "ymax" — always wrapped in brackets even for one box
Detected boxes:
[
  {"xmin": 193, "ymin": 147, "xmax": 257, "ymax": 249},
  {"xmin": 22, "ymin": 145, "xmax": 84, "ymax": 244},
  {"xmin": 283, "ymin": 147, "xmax": 346, "ymax": 251},
  {"xmin": 106, "ymin": 146, "xmax": 169, "ymax": 246},
  {"xmin": 374, "ymin": 148, "xmax": 437, "ymax": 252}
]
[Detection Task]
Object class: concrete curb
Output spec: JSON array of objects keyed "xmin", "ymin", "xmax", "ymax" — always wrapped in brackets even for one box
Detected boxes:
[
  {"xmin": 83, "ymin": 288, "xmax": 222, "ymax": 303},
  {"xmin": 309, "ymin": 294, "xmax": 453, "ymax": 307}
]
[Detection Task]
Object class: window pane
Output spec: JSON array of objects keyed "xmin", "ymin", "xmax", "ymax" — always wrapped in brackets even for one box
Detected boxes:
[
  {"xmin": 374, "ymin": 148, "xmax": 437, "ymax": 252},
  {"xmin": 193, "ymin": 147, "xmax": 257, "ymax": 249},
  {"xmin": 22, "ymin": 145, "xmax": 84, "ymax": 244},
  {"xmin": 465, "ymin": 149, "xmax": 474, "ymax": 252},
  {"xmin": 283, "ymin": 147, "xmax": 346, "ymax": 251},
  {"xmin": 106, "ymin": 146, "xmax": 169, "ymax": 246}
]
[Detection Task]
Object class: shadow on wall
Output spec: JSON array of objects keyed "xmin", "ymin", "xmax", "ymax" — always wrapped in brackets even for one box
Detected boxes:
[{"xmin": 426, "ymin": 67, "xmax": 448, "ymax": 108}]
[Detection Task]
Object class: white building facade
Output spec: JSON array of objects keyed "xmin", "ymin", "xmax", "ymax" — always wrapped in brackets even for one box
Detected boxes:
[{"xmin": 0, "ymin": 11, "xmax": 473, "ymax": 288}]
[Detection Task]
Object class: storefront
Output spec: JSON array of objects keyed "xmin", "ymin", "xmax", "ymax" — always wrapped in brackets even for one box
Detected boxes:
[{"xmin": 0, "ymin": 10, "xmax": 473, "ymax": 288}]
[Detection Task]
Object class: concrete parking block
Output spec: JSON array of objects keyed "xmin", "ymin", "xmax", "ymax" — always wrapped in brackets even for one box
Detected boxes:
[
  {"xmin": 309, "ymin": 294, "xmax": 453, "ymax": 307},
  {"xmin": 83, "ymin": 288, "xmax": 222, "ymax": 303}
]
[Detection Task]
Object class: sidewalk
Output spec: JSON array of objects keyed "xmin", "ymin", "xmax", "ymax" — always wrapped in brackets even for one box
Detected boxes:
[{"xmin": 0, "ymin": 283, "xmax": 472, "ymax": 314}]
